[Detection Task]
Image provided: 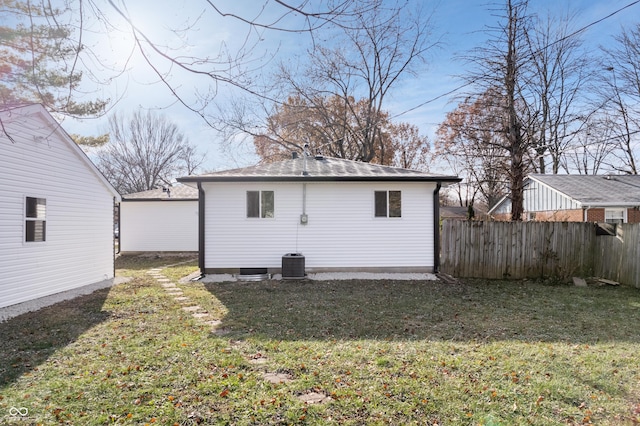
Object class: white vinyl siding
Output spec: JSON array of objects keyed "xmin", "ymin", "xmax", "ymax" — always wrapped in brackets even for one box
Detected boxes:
[
  {"xmin": 494, "ymin": 178, "xmax": 580, "ymax": 215},
  {"xmin": 0, "ymin": 105, "xmax": 118, "ymax": 309},
  {"xmin": 120, "ymin": 200, "xmax": 198, "ymax": 252},
  {"xmin": 203, "ymin": 181, "xmax": 435, "ymax": 271},
  {"xmin": 524, "ymin": 179, "xmax": 580, "ymax": 212}
]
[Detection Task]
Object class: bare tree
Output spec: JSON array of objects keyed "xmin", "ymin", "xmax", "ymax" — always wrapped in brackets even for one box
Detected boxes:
[
  {"xmin": 225, "ymin": 0, "xmax": 438, "ymax": 162},
  {"xmin": 96, "ymin": 111, "xmax": 204, "ymax": 194},
  {"xmin": 522, "ymin": 10, "xmax": 590, "ymax": 174},
  {"xmin": 2, "ymin": 0, "xmax": 371, "ymax": 120},
  {"xmin": 457, "ymin": 0, "xmax": 534, "ymax": 220},
  {"xmin": 599, "ymin": 25, "xmax": 640, "ymax": 174},
  {"xmin": 96, "ymin": 0, "xmax": 370, "ymax": 123},
  {"xmin": 564, "ymin": 114, "xmax": 617, "ymax": 175}
]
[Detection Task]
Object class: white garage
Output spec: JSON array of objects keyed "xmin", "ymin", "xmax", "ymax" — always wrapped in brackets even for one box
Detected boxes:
[{"xmin": 119, "ymin": 184, "xmax": 198, "ymax": 253}]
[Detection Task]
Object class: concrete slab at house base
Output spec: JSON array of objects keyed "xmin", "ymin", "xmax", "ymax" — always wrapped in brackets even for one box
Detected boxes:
[
  {"xmin": 200, "ymin": 272, "xmax": 439, "ymax": 283},
  {"xmin": 0, "ymin": 277, "xmax": 130, "ymax": 323}
]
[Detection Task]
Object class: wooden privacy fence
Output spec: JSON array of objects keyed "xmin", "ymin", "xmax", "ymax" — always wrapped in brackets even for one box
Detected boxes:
[{"xmin": 440, "ymin": 220, "xmax": 640, "ymax": 287}]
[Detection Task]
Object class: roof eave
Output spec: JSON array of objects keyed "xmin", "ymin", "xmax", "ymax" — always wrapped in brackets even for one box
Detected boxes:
[
  {"xmin": 581, "ymin": 202, "xmax": 640, "ymax": 207},
  {"xmin": 121, "ymin": 198, "xmax": 198, "ymax": 202},
  {"xmin": 177, "ymin": 176, "xmax": 462, "ymax": 183}
]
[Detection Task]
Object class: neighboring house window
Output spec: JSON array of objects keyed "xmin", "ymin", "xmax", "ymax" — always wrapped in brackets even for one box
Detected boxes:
[
  {"xmin": 374, "ymin": 191, "xmax": 401, "ymax": 218},
  {"xmin": 605, "ymin": 208, "xmax": 625, "ymax": 224},
  {"xmin": 25, "ymin": 197, "xmax": 46, "ymax": 242},
  {"xmin": 247, "ymin": 191, "xmax": 274, "ymax": 218}
]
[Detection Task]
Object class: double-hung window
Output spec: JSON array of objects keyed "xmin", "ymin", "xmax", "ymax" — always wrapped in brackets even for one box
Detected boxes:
[
  {"xmin": 605, "ymin": 208, "xmax": 625, "ymax": 225},
  {"xmin": 25, "ymin": 197, "xmax": 46, "ymax": 242},
  {"xmin": 247, "ymin": 191, "xmax": 274, "ymax": 218},
  {"xmin": 374, "ymin": 190, "xmax": 401, "ymax": 218}
]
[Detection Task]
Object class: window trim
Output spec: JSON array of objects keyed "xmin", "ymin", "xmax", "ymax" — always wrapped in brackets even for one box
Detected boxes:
[
  {"xmin": 246, "ymin": 190, "xmax": 275, "ymax": 219},
  {"xmin": 25, "ymin": 196, "xmax": 47, "ymax": 243},
  {"xmin": 374, "ymin": 190, "xmax": 402, "ymax": 218}
]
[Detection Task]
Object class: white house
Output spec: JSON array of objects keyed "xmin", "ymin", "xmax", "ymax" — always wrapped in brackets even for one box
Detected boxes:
[
  {"xmin": 0, "ymin": 104, "xmax": 120, "ymax": 316},
  {"xmin": 119, "ymin": 184, "xmax": 198, "ymax": 252},
  {"xmin": 178, "ymin": 155, "xmax": 460, "ymax": 275}
]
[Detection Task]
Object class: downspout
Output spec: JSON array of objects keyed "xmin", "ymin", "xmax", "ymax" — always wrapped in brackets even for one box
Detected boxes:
[
  {"xmin": 433, "ymin": 182, "xmax": 442, "ymax": 274},
  {"xmin": 113, "ymin": 197, "xmax": 118, "ymax": 278},
  {"xmin": 116, "ymin": 198, "xmax": 121, "ymax": 255},
  {"xmin": 198, "ymin": 182, "xmax": 205, "ymax": 276}
]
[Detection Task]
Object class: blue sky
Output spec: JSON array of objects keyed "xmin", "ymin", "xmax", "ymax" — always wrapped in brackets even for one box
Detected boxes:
[{"xmin": 63, "ymin": 0, "xmax": 640, "ymax": 173}]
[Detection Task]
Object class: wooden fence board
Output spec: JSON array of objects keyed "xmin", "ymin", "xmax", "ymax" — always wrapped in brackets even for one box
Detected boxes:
[{"xmin": 440, "ymin": 220, "xmax": 640, "ymax": 287}]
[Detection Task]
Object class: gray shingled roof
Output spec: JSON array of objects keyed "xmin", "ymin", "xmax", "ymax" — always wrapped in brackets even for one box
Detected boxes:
[
  {"xmin": 121, "ymin": 184, "xmax": 198, "ymax": 200},
  {"xmin": 178, "ymin": 156, "xmax": 460, "ymax": 183},
  {"xmin": 531, "ymin": 174, "xmax": 640, "ymax": 206}
]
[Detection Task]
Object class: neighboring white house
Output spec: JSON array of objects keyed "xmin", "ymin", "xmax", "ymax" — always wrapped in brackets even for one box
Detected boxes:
[
  {"xmin": 178, "ymin": 155, "xmax": 460, "ymax": 275},
  {"xmin": 0, "ymin": 104, "xmax": 121, "ymax": 316},
  {"xmin": 119, "ymin": 184, "xmax": 198, "ymax": 252}
]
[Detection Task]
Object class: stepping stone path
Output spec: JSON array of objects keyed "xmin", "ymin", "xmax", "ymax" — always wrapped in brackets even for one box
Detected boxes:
[
  {"xmin": 146, "ymin": 266, "xmax": 220, "ymax": 333},
  {"xmin": 146, "ymin": 262, "xmax": 331, "ymax": 406}
]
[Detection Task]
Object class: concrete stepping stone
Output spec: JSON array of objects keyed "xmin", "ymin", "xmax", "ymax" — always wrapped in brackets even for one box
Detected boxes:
[
  {"xmin": 249, "ymin": 356, "xmax": 268, "ymax": 365},
  {"xmin": 174, "ymin": 296, "xmax": 189, "ymax": 302},
  {"xmin": 161, "ymin": 283, "xmax": 177, "ymax": 288},
  {"xmin": 263, "ymin": 372, "xmax": 293, "ymax": 384},
  {"xmin": 166, "ymin": 291, "xmax": 183, "ymax": 296},
  {"xmin": 157, "ymin": 278, "xmax": 171, "ymax": 283},
  {"xmin": 298, "ymin": 392, "xmax": 331, "ymax": 404},
  {"xmin": 203, "ymin": 320, "xmax": 222, "ymax": 327},
  {"xmin": 192, "ymin": 313, "xmax": 211, "ymax": 319},
  {"xmin": 182, "ymin": 305, "xmax": 201, "ymax": 312}
]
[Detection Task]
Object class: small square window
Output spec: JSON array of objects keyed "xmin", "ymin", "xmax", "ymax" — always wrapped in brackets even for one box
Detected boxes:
[
  {"xmin": 374, "ymin": 191, "xmax": 401, "ymax": 218},
  {"xmin": 25, "ymin": 197, "xmax": 46, "ymax": 242},
  {"xmin": 247, "ymin": 191, "xmax": 274, "ymax": 218}
]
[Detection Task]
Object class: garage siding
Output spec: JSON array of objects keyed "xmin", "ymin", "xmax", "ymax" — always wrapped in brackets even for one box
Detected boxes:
[{"xmin": 203, "ymin": 181, "xmax": 435, "ymax": 272}]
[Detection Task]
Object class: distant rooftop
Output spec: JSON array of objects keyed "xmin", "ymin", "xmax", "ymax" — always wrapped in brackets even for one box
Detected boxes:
[
  {"xmin": 531, "ymin": 174, "xmax": 640, "ymax": 205},
  {"xmin": 121, "ymin": 184, "xmax": 198, "ymax": 200}
]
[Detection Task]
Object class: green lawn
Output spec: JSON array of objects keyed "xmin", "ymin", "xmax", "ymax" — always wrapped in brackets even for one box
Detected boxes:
[{"xmin": 1, "ymin": 255, "xmax": 640, "ymax": 425}]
